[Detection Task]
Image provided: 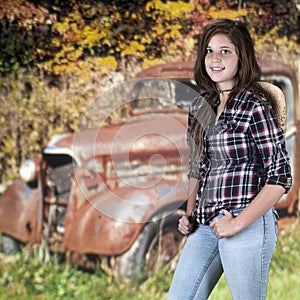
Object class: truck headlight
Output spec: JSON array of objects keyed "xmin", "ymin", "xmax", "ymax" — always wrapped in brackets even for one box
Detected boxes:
[{"xmin": 20, "ymin": 158, "xmax": 37, "ymax": 182}]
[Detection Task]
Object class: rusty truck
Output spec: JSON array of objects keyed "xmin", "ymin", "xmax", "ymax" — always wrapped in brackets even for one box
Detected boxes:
[{"xmin": 0, "ymin": 59, "xmax": 299, "ymax": 280}]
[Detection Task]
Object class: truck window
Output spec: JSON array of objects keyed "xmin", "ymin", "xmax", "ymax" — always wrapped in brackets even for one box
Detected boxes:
[{"xmin": 131, "ymin": 79, "xmax": 199, "ymax": 112}]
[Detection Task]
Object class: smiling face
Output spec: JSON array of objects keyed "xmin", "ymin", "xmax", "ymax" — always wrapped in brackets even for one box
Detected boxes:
[{"xmin": 205, "ymin": 34, "xmax": 239, "ymax": 91}]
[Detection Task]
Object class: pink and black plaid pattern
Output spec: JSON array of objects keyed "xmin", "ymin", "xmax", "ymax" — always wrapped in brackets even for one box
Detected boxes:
[{"xmin": 187, "ymin": 89, "xmax": 292, "ymax": 225}]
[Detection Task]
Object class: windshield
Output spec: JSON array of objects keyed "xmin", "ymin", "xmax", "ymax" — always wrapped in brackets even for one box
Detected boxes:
[{"xmin": 131, "ymin": 78, "xmax": 199, "ymax": 112}]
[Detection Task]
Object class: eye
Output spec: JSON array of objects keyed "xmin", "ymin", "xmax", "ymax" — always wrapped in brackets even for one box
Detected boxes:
[
  {"xmin": 205, "ymin": 48, "xmax": 212, "ymax": 55},
  {"xmin": 221, "ymin": 49, "xmax": 231, "ymax": 55}
]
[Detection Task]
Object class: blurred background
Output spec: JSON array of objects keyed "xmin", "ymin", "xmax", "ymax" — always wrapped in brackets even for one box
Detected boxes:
[{"xmin": 0, "ymin": 1, "xmax": 299, "ymax": 299}]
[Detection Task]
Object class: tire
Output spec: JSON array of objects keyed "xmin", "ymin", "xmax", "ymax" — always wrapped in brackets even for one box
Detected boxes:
[
  {"xmin": 115, "ymin": 210, "xmax": 185, "ymax": 281},
  {"xmin": 1, "ymin": 234, "xmax": 20, "ymax": 254}
]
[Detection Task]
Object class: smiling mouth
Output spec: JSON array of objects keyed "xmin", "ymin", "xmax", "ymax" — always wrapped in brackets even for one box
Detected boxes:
[{"xmin": 211, "ymin": 67, "xmax": 224, "ymax": 72}]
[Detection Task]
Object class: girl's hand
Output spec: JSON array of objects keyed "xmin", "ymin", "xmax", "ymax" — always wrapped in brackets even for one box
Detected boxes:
[
  {"xmin": 178, "ymin": 215, "xmax": 192, "ymax": 235},
  {"xmin": 210, "ymin": 210, "xmax": 237, "ymax": 239}
]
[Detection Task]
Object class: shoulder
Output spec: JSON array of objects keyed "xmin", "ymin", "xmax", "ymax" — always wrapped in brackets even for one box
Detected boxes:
[
  {"xmin": 191, "ymin": 91, "xmax": 209, "ymax": 105},
  {"xmin": 189, "ymin": 91, "xmax": 209, "ymax": 113},
  {"xmin": 237, "ymin": 89, "xmax": 273, "ymax": 128},
  {"xmin": 228, "ymin": 89, "xmax": 270, "ymax": 128},
  {"xmin": 233, "ymin": 88, "xmax": 268, "ymax": 111}
]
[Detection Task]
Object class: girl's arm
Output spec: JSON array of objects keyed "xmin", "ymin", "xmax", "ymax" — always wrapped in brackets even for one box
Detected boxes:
[
  {"xmin": 186, "ymin": 178, "xmax": 199, "ymax": 215},
  {"xmin": 178, "ymin": 178, "xmax": 199, "ymax": 235},
  {"xmin": 210, "ymin": 184, "xmax": 284, "ymax": 238},
  {"xmin": 211, "ymin": 98, "xmax": 291, "ymax": 238},
  {"xmin": 232, "ymin": 184, "xmax": 284, "ymax": 231}
]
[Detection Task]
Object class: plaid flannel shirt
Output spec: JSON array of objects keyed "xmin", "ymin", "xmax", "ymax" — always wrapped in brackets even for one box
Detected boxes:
[{"xmin": 187, "ymin": 89, "xmax": 292, "ymax": 225}]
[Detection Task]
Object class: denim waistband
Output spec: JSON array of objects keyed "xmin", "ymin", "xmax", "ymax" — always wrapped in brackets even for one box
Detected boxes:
[{"xmin": 218, "ymin": 207, "xmax": 278, "ymax": 220}]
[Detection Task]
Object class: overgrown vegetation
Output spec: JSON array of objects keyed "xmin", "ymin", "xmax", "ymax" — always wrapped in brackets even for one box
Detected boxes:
[
  {"xmin": 0, "ymin": 219, "xmax": 299, "ymax": 299},
  {"xmin": 0, "ymin": 68, "xmax": 99, "ymax": 186},
  {"xmin": 0, "ymin": 0, "xmax": 299, "ymax": 189},
  {"xmin": 0, "ymin": 0, "xmax": 298, "ymax": 74}
]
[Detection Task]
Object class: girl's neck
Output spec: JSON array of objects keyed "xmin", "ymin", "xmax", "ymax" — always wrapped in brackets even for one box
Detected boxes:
[
  {"xmin": 216, "ymin": 80, "xmax": 236, "ymax": 94},
  {"xmin": 217, "ymin": 88, "xmax": 233, "ymax": 94}
]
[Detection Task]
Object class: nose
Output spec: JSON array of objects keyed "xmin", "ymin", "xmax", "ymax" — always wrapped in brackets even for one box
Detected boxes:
[{"xmin": 211, "ymin": 52, "xmax": 221, "ymax": 62}]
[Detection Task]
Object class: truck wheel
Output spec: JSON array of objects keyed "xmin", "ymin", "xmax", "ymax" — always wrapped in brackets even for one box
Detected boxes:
[
  {"xmin": 1, "ymin": 234, "xmax": 20, "ymax": 254},
  {"xmin": 115, "ymin": 210, "xmax": 185, "ymax": 281}
]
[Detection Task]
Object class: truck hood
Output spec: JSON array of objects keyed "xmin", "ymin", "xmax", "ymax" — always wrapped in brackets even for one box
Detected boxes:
[{"xmin": 44, "ymin": 113, "xmax": 188, "ymax": 166}]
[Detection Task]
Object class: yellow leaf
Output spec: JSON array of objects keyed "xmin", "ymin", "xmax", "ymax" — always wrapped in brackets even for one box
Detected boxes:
[
  {"xmin": 2, "ymin": 136, "xmax": 15, "ymax": 154},
  {"xmin": 52, "ymin": 22, "xmax": 69, "ymax": 34},
  {"xmin": 51, "ymin": 38, "xmax": 61, "ymax": 48},
  {"xmin": 102, "ymin": 39, "xmax": 111, "ymax": 46},
  {"xmin": 121, "ymin": 41, "xmax": 145, "ymax": 57},
  {"xmin": 94, "ymin": 56, "xmax": 117, "ymax": 74},
  {"xmin": 209, "ymin": 8, "xmax": 248, "ymax": 19},
  {"xmin": 67, "ymin": 48, "xmax": 83, "ymax": 61},
  {"xmin": 142, "ymin": 58, "xmax": 164, "ymax": 69}
]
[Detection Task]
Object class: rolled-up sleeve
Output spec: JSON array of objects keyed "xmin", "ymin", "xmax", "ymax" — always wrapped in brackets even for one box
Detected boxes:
[
  {"xmin": 187, "ymin": 107, "xmax": 201, "ymax": 179},
  {"xmin": 249, "ymin": 101, "xmax": 292, "ymax": 193},
  {"xmin": 186, "ymin": 96, "xmax": 210, "ymax": 180}
]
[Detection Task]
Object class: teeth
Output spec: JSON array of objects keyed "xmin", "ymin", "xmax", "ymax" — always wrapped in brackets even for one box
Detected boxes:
[{"xmin": 212, "ymin": 67, "xmax": 223, "ymax": 71}]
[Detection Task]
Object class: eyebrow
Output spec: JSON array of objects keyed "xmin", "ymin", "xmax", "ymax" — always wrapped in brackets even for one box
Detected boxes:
[{"xmin": 206, "ymin": 45, "xmax": 233, "ymax": 49}]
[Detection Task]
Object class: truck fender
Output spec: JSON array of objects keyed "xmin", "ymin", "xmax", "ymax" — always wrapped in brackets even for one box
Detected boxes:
[
  {"xmin": 0, "ymin": 179, "xmax": 39, "ymax": 243},
  {"xmin": 63, "ymin": 179, "xmax": 187, "ymax": 255}
]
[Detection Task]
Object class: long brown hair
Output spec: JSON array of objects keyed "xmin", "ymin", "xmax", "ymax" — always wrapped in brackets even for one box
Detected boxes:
[{"xmin": 191, "ymin": 19, "xmax": 262, "ymax": 157}]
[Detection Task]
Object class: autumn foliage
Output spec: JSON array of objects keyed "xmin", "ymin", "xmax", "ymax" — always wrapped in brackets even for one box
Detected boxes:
[
  {"xmin": 0, "ymin": 0, "xmax": 298, "ymax": 75},
  {"xmin": 0, "ymin": 0, "xmax": 299, "ymax": 186}
]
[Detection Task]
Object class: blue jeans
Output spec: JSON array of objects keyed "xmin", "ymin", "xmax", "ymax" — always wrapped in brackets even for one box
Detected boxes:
[{"xmin": 167, "ymin": 208, "xmax": 278, "ymax": 300}]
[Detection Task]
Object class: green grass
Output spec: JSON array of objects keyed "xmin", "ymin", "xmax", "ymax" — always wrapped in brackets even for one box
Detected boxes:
[{"xmin": 0, "ymin": 218, "xmax": 299, "ymax": 300}]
